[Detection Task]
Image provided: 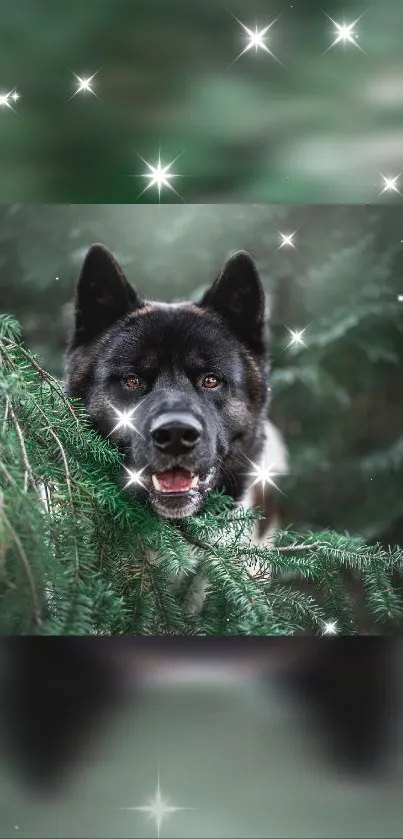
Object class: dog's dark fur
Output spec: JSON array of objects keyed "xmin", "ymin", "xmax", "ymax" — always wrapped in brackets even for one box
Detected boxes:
[{"xmin": 66, "ymin": 244, "xmax": 280, "ymax": 523}]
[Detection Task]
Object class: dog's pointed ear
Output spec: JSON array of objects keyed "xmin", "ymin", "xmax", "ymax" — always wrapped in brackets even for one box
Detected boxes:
[
  {"xmin": 72, "ymin": 244, "xmax": 143, "ymax": 346},
  {"xmin": 200, "ymin": 251, "xmax": 267, "ymax": 351}
]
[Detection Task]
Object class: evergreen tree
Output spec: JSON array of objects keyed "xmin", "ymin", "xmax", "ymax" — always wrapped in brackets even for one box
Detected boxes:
[
  {"xmin": 270, "ymin": 206, "xmax": 403, "ymax": 545},
  {"xmin": 1, "ymin": 313, "xmax": 403, "ymax": 636}
]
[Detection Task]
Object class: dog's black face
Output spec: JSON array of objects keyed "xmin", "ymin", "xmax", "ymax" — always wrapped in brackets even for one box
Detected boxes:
[{"xmin": 66, "ymin": 245, "xmax": 270, "ymax": 519}]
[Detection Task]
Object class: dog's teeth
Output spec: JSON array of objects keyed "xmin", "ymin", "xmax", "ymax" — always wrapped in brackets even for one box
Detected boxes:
[
  {"xmin": 152, "ymin": 472, "xmax": 199, "ymax": 492},
  {"xmin": 152, "ymin": 474, "xmax": 162, "ymax": 491}
]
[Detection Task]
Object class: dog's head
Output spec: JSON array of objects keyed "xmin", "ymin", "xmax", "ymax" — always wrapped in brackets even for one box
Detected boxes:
[{"xmin": 66, "ymin": 244, "xmax": 270, "ymax": 519}]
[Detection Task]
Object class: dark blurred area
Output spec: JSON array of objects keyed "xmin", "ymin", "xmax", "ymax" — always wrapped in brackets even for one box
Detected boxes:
[
  {"xmin": 1, "ymin": 203, "xmax": 403, "ymax": 550},
  {"xmin": 0, "ymin": 0, "xmax": 402, "ymax": 201},
  {"xmin": 0, "ymin": 639, "xmax": 401, "ymax": 838}
]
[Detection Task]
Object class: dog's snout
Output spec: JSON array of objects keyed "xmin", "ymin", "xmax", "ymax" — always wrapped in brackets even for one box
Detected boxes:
[{"xmin": 150, "ymin": 412, "xmax": 202, "ymax": 455}]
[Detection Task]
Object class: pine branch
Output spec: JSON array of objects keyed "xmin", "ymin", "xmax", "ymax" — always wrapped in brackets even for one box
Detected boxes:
[
  {"xmin": 178, "ymin": 525, "xmax": 320, "ymax": 557},
  {"xmin": 1, "ymin": 337, "xmax": 80, "ymax": 427},
  {"xmin": 7, "ymin": 398, "xmax": 37, "ymax": 492},
  {"xmin": 1, "ymin": 313, "xmax": 403, "ymax": 636}
]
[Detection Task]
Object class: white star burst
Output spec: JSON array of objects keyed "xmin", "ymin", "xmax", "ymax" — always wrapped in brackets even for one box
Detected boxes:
[
  {"xmin": 243, "ymin": 24, "xmax": 270, "ymax": 53},
  {"xmin": 124, "ymin": 466, "xmax": 147, "ymax": 489},
  {"xmin": 118, "ymin": 772, "xmax": 192, "ymax": 838},
  {"xmin": 246, "ymin": 457, "xmax": 284, "ymax": 495},
  {"xmin": 380, "ymin": 174, "xmax": 402, "ymax": 196},
  {"xmin": 278, "ymin": 231, "xmax": 296, "ymax": 249},
  {"xmin": 71, "ymin": 72, "xmax": 98, "ymax": 99},
  {"xmin": 228, "ymin": 13, "xmax": 285, "ymax": 68},
  {"xmin": 286, "ymin": 327, "xmax": 307, "ymax": 348},
  {"xmin": 0, "ymin": 90, "xmax": 18, "ymax": 111},
  {"xmin": 109, "ymin": 402, "xmax": 145, "ymax": 438},
  {"xmin": 322, "ymin": 620, "xmax": 339, "ymax": 636},
  {"xmin": 397, "ymin": 294, "xmax": 403, "ymax": 302},
  {"xmin": 0, "ymin": 92, "xmax": 12, "ymax": 109},
  {"xmin": 322, "ymin": 11, "xmax": 366, "ymax": 54},
  {"xmin": 135, "ymin": 150, "xmax": 185, "ymax": 202},
  {"xmin": 143, "ymin": 157, "xmax": 175, "ymax": 194}
]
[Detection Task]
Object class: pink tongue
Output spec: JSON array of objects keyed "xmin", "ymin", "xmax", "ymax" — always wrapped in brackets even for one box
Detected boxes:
[{"xmin": 157, "ymin": 468, "xmax": 193, "ymax": 492}]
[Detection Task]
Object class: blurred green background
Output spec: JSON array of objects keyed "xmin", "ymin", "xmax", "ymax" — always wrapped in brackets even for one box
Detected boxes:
[
  {"xmin": 2, "ymin": 659, "xmax": 403, "ymax": 838},
  {"xmin": 0, "ymin": 0, "xmax": 402, "ymax": 201},
  {"xmin": 0, "ymin": 202, "xmax": 402, "ymax": 549}
]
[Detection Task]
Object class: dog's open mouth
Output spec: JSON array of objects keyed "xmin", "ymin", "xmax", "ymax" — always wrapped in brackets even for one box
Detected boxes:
[
  {"xmin": 129, "ymin": 465, "xmax": 213, "ymax": 518},
  {"xmin": 151, "ymin": 468, "xmax": 199, "ymax": 494}
]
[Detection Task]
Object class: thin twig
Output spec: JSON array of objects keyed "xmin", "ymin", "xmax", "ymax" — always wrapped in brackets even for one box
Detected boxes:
[
  {"xmin": 176, "ymin": 529, "xmax": 218, "ymax": 554},
  {"xmin": 34, "ymin": 401, "xmax": 80, "ymax": 582},
  {"xmin": 275, "ymin": 542, "xmax": 320, "ymax": 554},
  {"xmin": 178, "ymin": 526, "xmax": 320, "ymax": 557},
  {"xmin": 2, "ymin": 338, "xmax": 80, "ymax": 426},
  {"xmin": 0, "ymin": 458, "xmax": 18, "ymax": 489},
  {"xmin": 47, "ymin": 426, "xmax": 80, "ymax": 581},
  {"xmin": 2, "ymin": 398, "xmax": 9, "ymax": 434},
  {"xmin": 7, "ymin": 399, "xmax": 37, "ymax": 491},
  {"xmin": 43, "ymin": 482, "xmax": 53, "ymax": 517},
  {"xmin": 31, "ymin": 401, "xmax": 74, "ymax": 511}
]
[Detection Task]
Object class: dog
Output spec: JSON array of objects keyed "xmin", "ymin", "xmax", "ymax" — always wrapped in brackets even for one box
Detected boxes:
[{"xmin": 65, "ymin": 244, "xmax": 288, "ymax": 611}]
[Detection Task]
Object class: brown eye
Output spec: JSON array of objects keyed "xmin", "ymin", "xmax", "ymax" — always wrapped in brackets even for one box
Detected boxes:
[
  {"xmin": 124, "ymin": 375, "xmax": 142, "ymax": 390},
  {"xmin": 202, "ymin": 374, "xmax": 219, "ymax": 389}
]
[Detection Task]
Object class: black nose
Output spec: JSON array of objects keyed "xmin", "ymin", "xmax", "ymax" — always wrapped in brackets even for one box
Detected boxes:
[{"xmin": 150, "ymin": 412, "xmax": 202, "ymax": 455}]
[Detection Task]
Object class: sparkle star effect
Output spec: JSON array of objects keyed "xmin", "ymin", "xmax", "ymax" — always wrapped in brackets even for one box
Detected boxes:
[
  {"xmin": 70, "ymin": 72, "xmax": 98, "ymax": 99},
  {"xmin": 124, "ymin": 466, "xmax": 147, "ymax": 490},
  {"xmin": 134, "ymin": 149, "xmax": 186, "ymax": 202},
  {"xmin": 108, "ymin": 402, "xmax": 145, "ymax": 439},
  {"xmin": 322, "ymin": 620, "xmax": 339, "ymax": 636},
  {"xmin": 227, "ymin": 13, "xmax": 285, "ymax": 68},
  {"xmin": 0, "ymin": 90, "xmax": 19, "ymax": 111},
  {"xmin": 246, "ymin": 457, "xmax": 284, "ymax": 495},
  {"xmin": 397, "ymin": 294, "xmax": 403, "ymax": 302},
  {"xmin": 322, "ymin": 11, "xmax": 367, "ymax": 55},
  {"xmin": 278, "ymin": 231, "xmax": 297, "ymax": 249},
  {"xmin": 118, "ymin": 771, "xmax": 193, "ymax": 839},
  {"xmin": 380, "ymin": 174, "xmax": 402, "ymax": 197},
  {"xmin": 286, "ymin": 327, "xmax": 307, "ymax": 348}
]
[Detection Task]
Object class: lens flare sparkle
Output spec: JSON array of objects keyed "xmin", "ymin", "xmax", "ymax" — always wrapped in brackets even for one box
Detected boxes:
[
  {"xmin": 228, "ymin": 13, "xmax": 285, "ymax": 68},
  {"xmin": 134, "ymin": 149, "xmax": 186, "ymax": 202},
  {"xmin": 322, "ymin": 12, "xmax": 367, "ymax": 55},
  {"xmin": 380, "ymin": 174, "xmax": 402, "ymax": 196},
  {"xmin": 286, "ymin": 328, "xmax": 307, "ymax": 348},
  {"xmin": 278, "ymin": 231, "xmax": 297, "ymax": 249},
  {"xmin": 118, "ymin": 771, "xmax": 193, "ymax": 838},
  {"xmin": 322, "ymin": 620, "xmax": 339, "ymax": 636},
  {"xmin": 71, "ymin": 72, "xmax": 98, "ymax": 99}
]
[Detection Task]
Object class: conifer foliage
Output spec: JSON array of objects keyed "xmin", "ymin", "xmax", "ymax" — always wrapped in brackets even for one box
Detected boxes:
[{"xmin": 1, "ymin": 314, "xmax": 403, "ymax": 636}]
